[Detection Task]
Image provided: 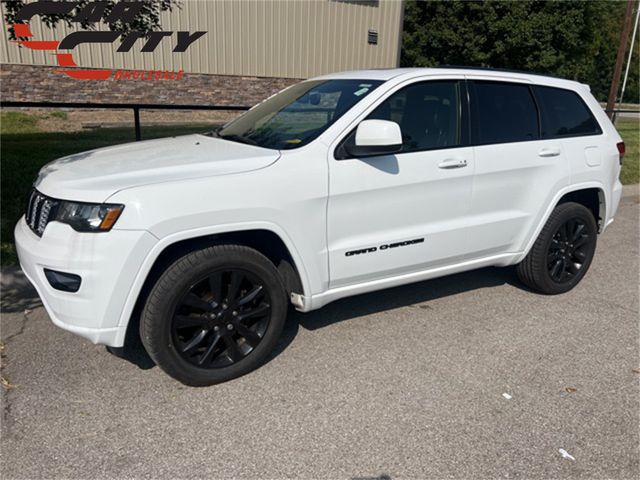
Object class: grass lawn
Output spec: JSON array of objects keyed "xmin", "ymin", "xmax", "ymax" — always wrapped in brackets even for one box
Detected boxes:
[
  {"xmin": 615, "ymin": 117, "xmax": 640, "ymax": 185},
  {"xmin": 0, "ymin": 112, "xmax": 638, "ymax": 266},
  {"xmin": 1, "ymin": 112, "xmax": 216, "ymax": 265}
]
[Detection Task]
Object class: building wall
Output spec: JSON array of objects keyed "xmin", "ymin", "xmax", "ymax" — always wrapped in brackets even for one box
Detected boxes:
[
  {"xmin": 0, "ymin": 64, "xmax": 297, "ymax": 105},
  {"xmin": 0, "ymin": 0, "xmax": 403, "ymax": 78}
]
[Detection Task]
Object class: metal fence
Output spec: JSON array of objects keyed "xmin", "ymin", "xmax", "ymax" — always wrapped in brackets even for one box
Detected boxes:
[
  {"xmin": 606, "ymin": 109, "xmax": 640, "ymax": 123},
  {"xmin": 0, "ymin": 101, "xmax": 252, "ymax": 141}
]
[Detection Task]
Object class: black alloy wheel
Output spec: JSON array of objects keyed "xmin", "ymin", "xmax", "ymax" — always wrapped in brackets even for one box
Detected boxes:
[
  {"xmin": 172, "ymin": 269, "xmax": 271, "ymax": 368},
  {"xmin": 547, "ymin": 218, "xmax": 591, "ymax": 283}
]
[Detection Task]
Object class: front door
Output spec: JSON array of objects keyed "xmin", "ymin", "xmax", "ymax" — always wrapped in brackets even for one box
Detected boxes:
[{"xmin": 327, "ymin": 79, "xmax": 476, "ymax": 288}]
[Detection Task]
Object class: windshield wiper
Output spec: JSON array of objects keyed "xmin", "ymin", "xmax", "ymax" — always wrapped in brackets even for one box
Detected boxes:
[{"xmin": 218, "ymin": 133, "xmax": 259, "ymax": 146}]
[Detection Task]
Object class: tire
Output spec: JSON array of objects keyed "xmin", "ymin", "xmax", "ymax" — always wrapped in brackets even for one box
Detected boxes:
[
  {"xmin": 517, "ymin": 202, "xmax": 597, "ymax": 295},
  {"xmin": 140, "ymin": 244, "xmax": 288, "ymax": 386}
]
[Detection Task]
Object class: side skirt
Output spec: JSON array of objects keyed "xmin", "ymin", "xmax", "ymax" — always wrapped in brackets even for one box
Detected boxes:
[{"xmin": 293, "ymin": 252, "xmax": 522, "ymax": 312}]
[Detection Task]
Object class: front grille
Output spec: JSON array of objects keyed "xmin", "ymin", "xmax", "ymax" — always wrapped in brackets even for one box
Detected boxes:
[{"xmin": 25, "ymin": 190, "xmax": 59, "ymax": 237}]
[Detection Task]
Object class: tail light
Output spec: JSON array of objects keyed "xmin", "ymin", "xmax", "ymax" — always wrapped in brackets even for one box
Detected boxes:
[{"xmin": 617, "ymin": 142, "xmax": 625, "ymax": 164}]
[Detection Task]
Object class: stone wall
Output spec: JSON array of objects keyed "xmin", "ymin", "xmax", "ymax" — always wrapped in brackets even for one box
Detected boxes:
[{"xmin": 0, "ymin": 64, "xmax": 300, "ymax": 107}]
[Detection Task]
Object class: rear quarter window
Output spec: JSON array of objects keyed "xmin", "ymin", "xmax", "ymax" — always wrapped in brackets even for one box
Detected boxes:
[{"xmin": 533, "ymin": 86, "xmax": 602, "ymax": 138}]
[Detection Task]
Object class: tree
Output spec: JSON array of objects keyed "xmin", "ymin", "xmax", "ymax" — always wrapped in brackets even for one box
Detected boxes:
[
  {"xmin": 401, "ymin": 0, "xmax": 638, "ymax": 102},
  {"xmin": 4, "ymin": 0, "xmax": 180, "ymax": 39}
]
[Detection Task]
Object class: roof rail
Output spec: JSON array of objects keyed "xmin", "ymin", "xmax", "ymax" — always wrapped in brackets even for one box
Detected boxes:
[{"xmin": 435, "ymin": 65, "xmax": 566, "ymax": 80}]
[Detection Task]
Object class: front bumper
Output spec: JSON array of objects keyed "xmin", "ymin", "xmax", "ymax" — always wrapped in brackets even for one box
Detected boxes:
[{"xmin": 15, "ymin": 217, "xmax": 157, "ymax": 346}]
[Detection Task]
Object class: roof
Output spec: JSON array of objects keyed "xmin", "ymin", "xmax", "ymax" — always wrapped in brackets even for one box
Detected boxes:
[{"xmin": 311, "ymin": 67, "xmax": 586, "ymax": 90}]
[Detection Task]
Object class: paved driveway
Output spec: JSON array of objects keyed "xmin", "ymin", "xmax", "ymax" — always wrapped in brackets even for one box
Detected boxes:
[{"xmin": 1, "ymin": 198, "xmax": 638, "ymax": 479}]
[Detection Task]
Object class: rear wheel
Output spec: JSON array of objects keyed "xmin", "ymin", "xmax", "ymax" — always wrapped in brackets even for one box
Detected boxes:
[
  {"xmin": 140, "ymin": 244, "xmax": 287, "ymax": 386},
  {"xmin": 517, "ymin": 202, "xmax": 597, "ymax": 294}
]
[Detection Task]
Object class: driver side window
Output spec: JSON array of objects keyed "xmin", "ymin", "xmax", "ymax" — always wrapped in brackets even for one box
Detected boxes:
[
  {"xmin": 370, "ymin": 80, "xmax": 462, "ymax": 152},
  {"xmin": 336, "ymin": 80, "xmax": 463, "ymax": 158}
]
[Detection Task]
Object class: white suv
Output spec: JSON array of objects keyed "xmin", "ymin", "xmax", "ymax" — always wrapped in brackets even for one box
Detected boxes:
[{"xmin": 15, "ymin": 68, "xmax": 625, "ymax": 385}]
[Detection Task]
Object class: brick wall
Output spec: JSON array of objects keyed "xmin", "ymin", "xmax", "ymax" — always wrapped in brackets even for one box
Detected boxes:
[{"xmin": 0, "ymin": 64, "xmax": 300, "ymax": 107}]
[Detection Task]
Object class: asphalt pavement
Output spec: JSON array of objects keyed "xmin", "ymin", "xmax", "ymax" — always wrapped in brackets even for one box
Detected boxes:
[{"xmin": 1, "ymin": 194, "xmax": 638, "ymax": 479}]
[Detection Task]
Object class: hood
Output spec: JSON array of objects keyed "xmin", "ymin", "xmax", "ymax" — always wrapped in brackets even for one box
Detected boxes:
[{"xmin": 34, "ymin": 134, "xmax": 281, "ymax": 203}]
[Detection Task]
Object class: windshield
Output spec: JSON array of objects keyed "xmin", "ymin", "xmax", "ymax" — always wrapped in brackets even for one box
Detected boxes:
[{"xmin": 216, "ymin": 79, "xmax": 384, "ymax": 150}]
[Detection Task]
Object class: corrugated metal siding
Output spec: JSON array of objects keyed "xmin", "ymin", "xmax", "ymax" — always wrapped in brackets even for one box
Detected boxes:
[{"xmin": 0, "ymin": 0, "xmax": 403, "ymax": 78}]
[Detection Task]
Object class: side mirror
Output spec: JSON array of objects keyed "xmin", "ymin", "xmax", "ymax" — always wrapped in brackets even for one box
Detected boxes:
[{"xmin": 346, "ymin": 119, "xmax": 402, "ymax": 157}]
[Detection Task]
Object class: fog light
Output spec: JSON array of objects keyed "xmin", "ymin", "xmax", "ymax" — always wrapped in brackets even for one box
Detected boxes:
[{"xmin": 44, "ymin": 269, "xmax": 81, "ymax": 293}]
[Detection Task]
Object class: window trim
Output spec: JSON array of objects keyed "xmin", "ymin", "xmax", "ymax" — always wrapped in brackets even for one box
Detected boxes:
[
  {"xmin": 530, "ymin": 84, "xmax": 603, "ymax": 140},
  {"xmin": 333, "ymin": 78, "xmax": 605, "ymax": 161},
  {"xmin": 529, "ymin": 84, "xmax": 543, "ymax": 140},
  {"xmin": 334, "ymin": 79, "xmax": 469, "ymax": 160}
]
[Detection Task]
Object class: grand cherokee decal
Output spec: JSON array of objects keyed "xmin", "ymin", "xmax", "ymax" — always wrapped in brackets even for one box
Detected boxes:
[
  {"xmin": 7, "ymin": 1, "xmax": 206, "ymax": 80},
  {"xmin": 345, "ymin": 238, "xmax": 425, "ymax": 257}
]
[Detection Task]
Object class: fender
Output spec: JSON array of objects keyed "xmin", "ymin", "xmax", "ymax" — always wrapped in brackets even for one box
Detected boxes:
[
  {"xmin": 514, "ymin": 181, "xmax": 607, "ymax": 264},
  {"xmin": 113, "ymin": 221, "xmax": 312, "ymax": 340}
]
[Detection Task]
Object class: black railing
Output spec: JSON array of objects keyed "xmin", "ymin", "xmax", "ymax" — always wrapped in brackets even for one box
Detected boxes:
[
  {"xmin": 0, "ymin": 101, "xmax": 252, "ymax": 141},
  {"xmin": 604, "ymin": 109, "xmax": 640, "ymax": 123}
]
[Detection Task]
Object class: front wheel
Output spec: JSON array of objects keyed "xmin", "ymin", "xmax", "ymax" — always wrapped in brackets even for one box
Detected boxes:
[
  {"xmin": 517, "ymin": 202, "xmax": 598, "ymax": 294},
  {"xmin": 140, "ymin": 244, "xmax": 288, "ymax": 386}
]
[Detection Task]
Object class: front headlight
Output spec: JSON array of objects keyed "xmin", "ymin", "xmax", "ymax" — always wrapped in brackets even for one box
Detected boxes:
[{"xmin": 55, "ymin": 201, "xmax": 124, "ymax": 232}]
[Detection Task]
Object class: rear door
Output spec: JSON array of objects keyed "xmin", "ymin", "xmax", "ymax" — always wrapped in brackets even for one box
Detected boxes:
[
  {"xmin": 531, "ymin": 85, "xmax": 605, "ymax": 188},
  {"xmin": 466, "ymin": 79, "xmax": 570, "ymax": 257}
]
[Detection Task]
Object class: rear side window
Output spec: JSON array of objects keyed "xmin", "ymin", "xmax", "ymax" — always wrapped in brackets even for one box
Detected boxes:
[
  {"xmin": 533, "ymin": 86, "xmax": 601, "ymax": 138},
  {"xmin": 471, "ymin": 81, "xmax": 538, "ymax": 145}
]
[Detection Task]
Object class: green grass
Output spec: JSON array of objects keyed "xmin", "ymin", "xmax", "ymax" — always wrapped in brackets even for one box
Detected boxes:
[
  {"xmin": 1, "ymin": 112, "xmax": 40, "ymax": 134},
  {"xmin": 616, "ymin": 117, "xmax": 640, "ymax": 185},
  {"xmin": 0, "ymin": 119, "xmax": 216, "ymax": 265}
]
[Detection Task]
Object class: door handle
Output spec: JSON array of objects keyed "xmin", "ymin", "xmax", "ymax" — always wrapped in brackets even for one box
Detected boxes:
[
  {"xmin": 438, "ymin": 158, "xmax": 468, "ymax": 169},
  {"xmin": 538, "ymin": 147, "xmax": 561, "ymax": 158}
]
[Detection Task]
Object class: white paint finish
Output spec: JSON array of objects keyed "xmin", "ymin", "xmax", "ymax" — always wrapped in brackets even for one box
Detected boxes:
[
  {"xmin": 14, "ymin": 218, "xmax": 156, "ymax": 345},
  {"xmin": 34, "ymin": 135, "xmax": 280, "ymax": 203},
  {"xmin": 502, "ymin": 393, "xmax": 512, "ymax": 400},
  {"xmin": 355, "ymin": 119, "xmax": 402, "ymax": 146},
  {"xmin": 108, "ymin": 140, "xmax": 330, "ymax": 300},
  {"xmin": 327, "ymin": 145, "xmax": 476, "ymax": 287},
  {"xmin": 584, "ymin": 146, "xmax": 602, "ymax": 167},
  {"xmin": 14, "ymin": 68, "xmax": 624, "ymax": 346},
  {"xmin": 469, "ymin": 139, "xmax": 569, "ymax": 257}
]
